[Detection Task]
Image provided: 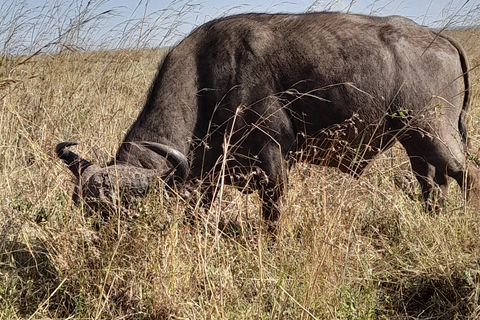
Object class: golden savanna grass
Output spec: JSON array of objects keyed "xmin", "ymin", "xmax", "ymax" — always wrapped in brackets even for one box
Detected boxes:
[{"xmin": 1, "ymin": 16, "xmax": 480, "ymax": 320}]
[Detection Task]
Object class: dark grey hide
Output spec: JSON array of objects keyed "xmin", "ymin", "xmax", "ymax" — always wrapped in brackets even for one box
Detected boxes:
[{"xmin": 57, "ymin": 12, "xmax": 479, "ymax": 227}]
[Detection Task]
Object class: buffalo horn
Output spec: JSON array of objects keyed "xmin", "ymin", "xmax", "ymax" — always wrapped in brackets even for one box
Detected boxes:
[
  {"xmin": 55, "ymin": 141, "xmax": 92, "ymax": 179},
  {"xmin": 138, "ymin": 141, "xmax": 189, "ymax": 183}
]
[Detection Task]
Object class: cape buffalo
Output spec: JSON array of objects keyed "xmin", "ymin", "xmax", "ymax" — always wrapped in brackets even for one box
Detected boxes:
[{"xmin": 57, "ymin": 12, "xmax": 479, "ymax": 228}]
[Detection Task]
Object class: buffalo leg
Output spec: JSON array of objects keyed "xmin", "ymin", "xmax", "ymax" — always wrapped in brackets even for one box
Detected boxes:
[
  {"xmin": 407, "ymin": 156, "xmax": 446, "ymax": 212},
  {"xmin": 401, "ymin": 128, "xmax": 479, "ymax": 210},
  {"xmin": 434, "ymin": 168, "xmax": 449, "ymax": 205},
  {"xmin": 254, "ymin": 145, "xmax": 287, "ymax": 234},
  {"xmin": 259, "ymin": 181, "xmax": 283, "ymax": 234}
]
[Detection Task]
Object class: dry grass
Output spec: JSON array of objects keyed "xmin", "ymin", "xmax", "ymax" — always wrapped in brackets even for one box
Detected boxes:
[{"xmin": 1, "ymin": 10, "xmax": 480, "ymax": 320}]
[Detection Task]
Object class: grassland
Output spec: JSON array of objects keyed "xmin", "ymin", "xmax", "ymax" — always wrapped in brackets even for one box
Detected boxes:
[{"xmin": 1, "ymin": 19, "xmax": 480, "ymax": 320}]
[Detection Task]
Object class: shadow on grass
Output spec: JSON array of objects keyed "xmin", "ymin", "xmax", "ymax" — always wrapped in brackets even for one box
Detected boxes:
[
  {"xmin": 379, "ymin": 272, "xmax": 478, "ymax": 319},
  {"xmin": 0, "ymin": 239, "xmax": 75, "ymax": 317}
]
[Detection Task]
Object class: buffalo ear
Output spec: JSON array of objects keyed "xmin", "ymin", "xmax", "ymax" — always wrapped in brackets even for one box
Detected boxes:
[{"xmin": 56, "ymin": 141, "xmax": 92, "ymax": 179}]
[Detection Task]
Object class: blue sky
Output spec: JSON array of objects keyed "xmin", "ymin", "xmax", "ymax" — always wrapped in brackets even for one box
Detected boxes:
[
  {"xmin": 94, "ymin": 0, "xmax": 479, "ymax": 47},
  {"xmin": 103, "ymin": 0, "xmax": 477, "ymax": 26},
  {"xmin": 1, "ymin": 0, "xmax": 478, "ymax": 54}
]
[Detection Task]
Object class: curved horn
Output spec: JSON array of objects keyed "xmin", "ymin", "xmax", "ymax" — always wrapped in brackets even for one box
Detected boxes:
[
  {"xmin": 138, "ymin": 141, "xmax": 189, "ymax": 183},
  {"xmin": 55, "ymin": 141, "xmax": 92, "ymax": 179}
]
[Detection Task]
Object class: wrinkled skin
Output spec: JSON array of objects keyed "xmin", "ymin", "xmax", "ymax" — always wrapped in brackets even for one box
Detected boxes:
[{"xmin": 57, "ymin": 12, "xmax": 480, "ymax": 230}]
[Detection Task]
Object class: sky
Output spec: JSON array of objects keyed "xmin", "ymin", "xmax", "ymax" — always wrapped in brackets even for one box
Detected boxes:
[
  {"xmin": 1, "ymin": 0, "xmax": 479, "ymax": 54},
  {"xmin": 100, "ymin": 0, "xmax": 478, "ymax": 27},
  {"xmin": 91, "ymin": 0, "xmax": 480, "ymax": 48}
]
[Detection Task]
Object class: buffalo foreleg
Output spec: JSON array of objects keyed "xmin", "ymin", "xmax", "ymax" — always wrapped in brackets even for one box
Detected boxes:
[
  {"xmin": 259, "ymin": 181, "xmax": 283, "ymax": 234},
  {"xmin": 253, "ymin": 157, "xmax": 286, "ymax": 234}
]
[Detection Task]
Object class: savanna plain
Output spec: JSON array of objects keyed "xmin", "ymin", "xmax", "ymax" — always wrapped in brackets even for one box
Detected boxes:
[{"xmin": 1, "ymin": 9, "xmax": 480, "ymax": 320}]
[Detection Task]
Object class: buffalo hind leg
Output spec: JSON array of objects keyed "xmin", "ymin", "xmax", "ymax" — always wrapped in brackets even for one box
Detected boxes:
[
  {"xmin": 408, "ymin": 156, "xmax": 448, "ymax": 212},
  {"xmin": 401, "ymin": 130, "xmax": 480, "ymax": 211},
  {"xmin": 466, "ymin": 163, "xmax": 480, "ymax": 208}
]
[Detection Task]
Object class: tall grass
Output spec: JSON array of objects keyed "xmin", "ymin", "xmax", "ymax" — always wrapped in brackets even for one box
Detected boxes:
[{"xmin": 1, "ymin": 1, "xmax": 480, "ymax": 319}]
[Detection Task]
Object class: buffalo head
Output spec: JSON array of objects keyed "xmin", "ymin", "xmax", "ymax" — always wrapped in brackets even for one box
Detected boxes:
[{"xmin": 56, "ymin": 141, "xmax": 189, "ymax": 209}]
